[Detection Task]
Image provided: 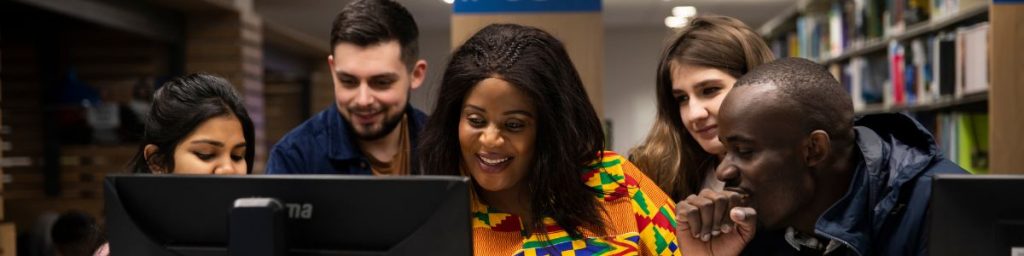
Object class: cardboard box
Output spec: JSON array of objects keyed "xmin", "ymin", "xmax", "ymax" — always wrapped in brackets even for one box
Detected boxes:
[{"xmin": 0, "ymin": 222, "xmax": 15, "ymax": 256}]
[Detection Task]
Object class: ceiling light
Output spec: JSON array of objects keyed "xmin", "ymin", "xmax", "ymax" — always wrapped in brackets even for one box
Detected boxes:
[
  {"xmin": 665, "ymin": 16, "xmax": 688, "ymax": 28},
  {"xmin": 672, "ymin": 6, "xmax": 697, "ymax": 18},
  {"xmin": 443, "ymin": 0, "xmax": 454, "ymax": 4}
]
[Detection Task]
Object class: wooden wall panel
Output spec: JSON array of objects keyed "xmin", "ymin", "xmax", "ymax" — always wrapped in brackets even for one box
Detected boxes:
[
  {"xmin": 989, "ymin": 4, "xmax": 1024, "ymax": 174},
  {"xmin": 451, "ymin": 13, "xmax": 604, "ymax": 116}
]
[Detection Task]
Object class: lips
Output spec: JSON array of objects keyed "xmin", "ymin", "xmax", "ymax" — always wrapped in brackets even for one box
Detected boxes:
[
  {"xmin": 476, "ymin": 153, "xmax": 512, "ymax": 173},
  {"xmin": 724, "ymin": 187, "xmax": 752, "ymax": 205},
  {"xmin": 694, "ymin": 124, "xmax": 718, "ymax": 139},
  {"xmin": 352, "ymin": 111, "xmax": 381, "ymax": 125}
]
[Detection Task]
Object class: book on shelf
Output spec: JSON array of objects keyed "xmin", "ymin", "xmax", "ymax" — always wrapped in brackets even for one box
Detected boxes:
[
  {"xmin": 935, "ymin": 112, "xmax": 988, "ymax": 174},
  {"xmin": 837, "ymin": 23, "xmax": 987, "ymax": 110},
  {"xmin": 767, "ymin": 0, "xmax": 988, "ymax": 63},
  {"xmin": 956, "ymin": 22, "xmax": 988, "ymax": 97}
]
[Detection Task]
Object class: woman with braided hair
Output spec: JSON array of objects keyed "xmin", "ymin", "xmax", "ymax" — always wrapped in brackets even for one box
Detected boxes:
[{"xmin": 418, "ymin": 23, "xmax": 681, "ymax": 255}]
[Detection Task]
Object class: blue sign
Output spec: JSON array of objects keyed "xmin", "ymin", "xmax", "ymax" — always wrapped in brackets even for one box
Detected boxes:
[
  {"xmin": 994, "ymin": 0, "xmax": 1024, "ymax": 3},
  {"xmin": 454, "ymin": 0, "xmax": 601, "ymax": 14}
]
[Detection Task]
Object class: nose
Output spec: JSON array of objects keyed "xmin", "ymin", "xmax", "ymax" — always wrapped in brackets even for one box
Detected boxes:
[
  {"xmin": 684, "ymin": 99, "xmax": 710, "ymax": 122},
  {"xmin": 213, "ymin": 156, "xmax": 243, "ymax": 175},
  {"xmin": 478, "ymin": 125, "xmax": 505, "ymax": 149},
  {"xmin": 353, "ymin": 83, "xmax": 374, "ymax": 107},
  {"xmin": 715, "ymin": 157, "xmax": 739, "ymax": 183}
]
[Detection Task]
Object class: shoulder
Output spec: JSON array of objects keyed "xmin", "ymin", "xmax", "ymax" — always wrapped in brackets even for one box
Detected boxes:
[
  {"xmin": 277, "ymin": 107, "xmax": 336, "ymax": 147},
  {"xmin": 267, "ymin": 107, "xmax": 337, "ymax": 170},
  {"xmin": 585, "ymin": 152, "xmax": 680, "ymax": 255},
  {"xmin": 408, "ymin": 106, "xmax": 428, "ymax": 126},
  {"xmin": 583, "ymin": 151, "xmax": 671, "ymax": 202}
]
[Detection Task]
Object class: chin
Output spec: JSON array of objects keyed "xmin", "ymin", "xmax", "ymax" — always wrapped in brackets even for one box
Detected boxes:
[{"xmin": 701, "ymin": 143, "xmax": 725, "ymax": 155}]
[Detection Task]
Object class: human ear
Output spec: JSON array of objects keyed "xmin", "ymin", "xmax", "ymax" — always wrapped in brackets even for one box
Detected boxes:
[
  {"xmin": 805, "ymin": 130, "xmax": 831, "ymax": 168},
  {"xmin": 144, "ymin": 144, "xmax": 167, "ymax": 173},
  {"xmin": 410, "ymin": 59, "xmax": 427, "ymax": 90}
]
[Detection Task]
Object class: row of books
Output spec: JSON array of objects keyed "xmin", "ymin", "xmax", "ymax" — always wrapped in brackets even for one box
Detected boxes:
[
  {"xmin": 768, "ymin": 0, "xmax": 986, "ymax": 62},
  {"xmin": 828, "ymin": 22, "xmax": 988, "ymax": 110},
  {"xmin": 932, "ymin": 112, "xmax": 988, "ymax": 174}
]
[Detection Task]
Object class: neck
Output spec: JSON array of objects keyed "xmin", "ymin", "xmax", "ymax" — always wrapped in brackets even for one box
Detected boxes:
[
  {"xmin": 356, "ymin": 118, "xmax": 404, "ymax": 163},
  {"xmin": 792, "ymin": 143, "xmax": 858, "ymax": 234},
  {"xmin": 479, "ymin": 185, "xmax": 530, "ymax": 220}
]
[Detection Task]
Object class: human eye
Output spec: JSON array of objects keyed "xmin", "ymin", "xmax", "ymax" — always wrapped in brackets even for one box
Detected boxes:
[
  {"xmin": 466, "ymin": 113, "xmax": 487, "ymax": 128},
  {"xmin": 732, "ymin": 145, "xmax": 754, "ymax": 158},
  {"xmin": 338, "ymin": 76, "xmax": 358, "ymax": 88},
  {"xmin": 193, "ymin": 151, "xmax": 215, "ymax": 161},
  {"xmin": 370, "ymin": 77, "xmax": 396, "ymax": 89},
  {"xmin": 504, "ymin": 119, "xmax": 526, "ymax": 132},
  {"xmin": 675, "ymin": 94, "xmax": 689, "ymax": 105},
  {"xmin": 702, "ymin": 86, "xmax": 722, "ymax": 96}
]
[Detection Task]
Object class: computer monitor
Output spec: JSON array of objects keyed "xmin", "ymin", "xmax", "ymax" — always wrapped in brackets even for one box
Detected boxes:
[
  {"xmin": 930, "ymin": 174, "xmax": 1024, "ymax": 256},
  {"xmin": 104, "ymin": 174, "xmax": 472, "ymax": 256}
]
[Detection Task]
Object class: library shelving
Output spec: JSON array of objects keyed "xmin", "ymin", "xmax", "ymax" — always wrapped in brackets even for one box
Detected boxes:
[{"xmin": 758, "ymin": 0, "xmax": 1024, "ymax": 174}]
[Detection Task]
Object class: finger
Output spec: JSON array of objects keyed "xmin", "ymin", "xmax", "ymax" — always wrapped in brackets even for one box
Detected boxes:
[
  {"xmin": 721, "ymin": 191, "xmax": 743, "ymax": 234},
  {"xmin": 694, "ymin": 196, "xmax": 714, "ymax": 242},
  {"xmin": 674, "ymin": 201, "xmax": 691, "ymax": 233},
  {"xmin": 705, "ymin": 191, "xmax": 728, "ymax": 237},
  {"xmin": 730, "ymin": 207, "xmax": 758, "ymax": 238},
  {"xmin": 679, "ymin": 197, "xmax": 702, "ymax": 239}
]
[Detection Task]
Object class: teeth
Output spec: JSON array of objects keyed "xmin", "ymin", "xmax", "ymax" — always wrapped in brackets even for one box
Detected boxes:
[{"xmin": 479, "ymin": 156, "xmax": 510, "ymax": 165}]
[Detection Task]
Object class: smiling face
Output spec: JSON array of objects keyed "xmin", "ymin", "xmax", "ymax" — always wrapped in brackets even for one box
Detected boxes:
[
  {"xmin": 458, "ymin": 77, "xmax": 537, "ymax": 202},
  {"xmin": 715, "ymin": 85, "xmax": 815, "ymax": 230},
  {"xmin": 169, "ymin": 114, "xmax": 248, "ymax": 175},
  {"xmin": 671, "ymin": 62, "xmax": 738, "ymax": 155},
  {"xmin": 329, "ymin": 40, "xmax": 424, "ymax": 141}
]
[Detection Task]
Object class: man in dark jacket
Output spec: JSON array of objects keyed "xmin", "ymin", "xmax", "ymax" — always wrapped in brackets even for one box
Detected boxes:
[
  {"xmin": 675, "ymin": 58, "xmax": 966, "ymax": 256},
  {"xmin": 267, "ymin": 0, "xmax": 428, "ymax": 175}
]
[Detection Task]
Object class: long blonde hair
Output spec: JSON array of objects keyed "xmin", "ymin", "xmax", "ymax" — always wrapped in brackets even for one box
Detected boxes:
[{"xmin": 629, "ymin": 15, "xmax": 775, "ymax": 201}]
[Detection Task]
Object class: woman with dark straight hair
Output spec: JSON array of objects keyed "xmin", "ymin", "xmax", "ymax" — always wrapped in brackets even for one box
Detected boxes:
[
  {"xmin": 418, "ymin": 24, "xmax": 679, "ymax": 255},
  {"xmin": 127, "ymin": 73, "xmax": 255, "ymax": 174}
]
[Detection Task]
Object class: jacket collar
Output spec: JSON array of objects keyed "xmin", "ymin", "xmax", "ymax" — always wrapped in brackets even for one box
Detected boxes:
[
  {"xmin": 813, "ymin": 113, "xmax": 939, "ymax": 256},
  {"xmin": 326, "ymin": 105, "xmax": 361, "ymax": 162}
]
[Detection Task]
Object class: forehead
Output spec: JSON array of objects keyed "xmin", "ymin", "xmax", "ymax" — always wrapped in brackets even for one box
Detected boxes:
[
  {"xmin": 182, "ymin": 115, "xmax": 246, "ymax": 143},
  {"xmin": 464, "ymin": 78, "xmax": 535, "ymax": 112},
  {"xmin": 331, "ymin": 40, "xmax": 406, "ymax": 74},
  {"xmin": 720, "ymin": 85, "xmax": 804, "ymax": 143},
  {"xmin": 670, "ymin": 62, "xmax": 736, "ymax": 90}
]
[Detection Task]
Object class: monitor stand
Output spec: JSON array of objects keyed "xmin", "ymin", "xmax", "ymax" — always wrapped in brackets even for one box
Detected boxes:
[{"xmin": 230, "ymin": 198, "xmax": 288, "ymax": 256}]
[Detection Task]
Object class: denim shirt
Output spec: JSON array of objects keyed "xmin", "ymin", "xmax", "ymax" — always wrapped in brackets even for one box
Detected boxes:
[{"xmin": 265, "ymin": 105, "xmax": 427, "ymax": 175}]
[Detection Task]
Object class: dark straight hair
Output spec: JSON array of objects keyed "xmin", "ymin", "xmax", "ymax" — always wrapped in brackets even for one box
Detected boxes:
[
  {"xmin": 330, "ymin": 0, "xmax": 419, "ymax": 69},
  {"xmin": 418, "ymin": 24, "xmax": 607, "ymax": 240},
  {"xmin": 128, "ymin": 73, "xmax": 255, "ymax": 173}
]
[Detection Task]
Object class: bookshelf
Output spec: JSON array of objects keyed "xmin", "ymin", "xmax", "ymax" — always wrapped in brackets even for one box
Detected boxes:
[
  {"xmin": 759, "ymin": 0, "xmax": 1024, "ymax": 174},
  {"xmin": 855, "ymin": 91, "xmax": 987, "ymax": 115},
  {"xmin": 821, "ymin": 3, "xmax": 988, "ymax": 65}
]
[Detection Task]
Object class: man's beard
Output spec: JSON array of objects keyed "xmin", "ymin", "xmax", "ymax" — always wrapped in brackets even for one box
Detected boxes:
[{"xmin": 347, "ymin": 109, "xmax": 404, "ymax": 141}]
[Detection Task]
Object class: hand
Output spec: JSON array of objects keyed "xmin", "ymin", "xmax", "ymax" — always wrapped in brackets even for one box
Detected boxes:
[{"xmin": 676, "ymin": 189, "xmax": 757, "ymax": 256}]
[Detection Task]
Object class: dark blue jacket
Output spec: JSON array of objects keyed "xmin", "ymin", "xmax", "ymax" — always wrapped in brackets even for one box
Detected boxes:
[
  {"xmin": 265, "ymin": 105, "xmax": 428, "ymax": 175},
  {"xmin": 743, "ymin": 113, "xmax": 967, "ymax": 256}
]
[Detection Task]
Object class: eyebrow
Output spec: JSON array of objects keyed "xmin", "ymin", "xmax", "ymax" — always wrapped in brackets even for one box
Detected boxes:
[
  {"xmin": 336, "ymin": 71, "xmax": 399, "ymax": 80},
  {"xmin": 672, "ymin": 79, "xmax": 724, "ymax": 95},
  {"xmin": 693, "ymin": 79, "xmax": 724, "ymax": 90},
  {"xmin": 190, "ymin": 140, "xmax": 224, "ymax": 147},
  {"xmin": 722, "ymin": 134, "xmax": 755, "ymax": 144},
  {"xmin": 465, "ymin": 104, "xmax": 534, "ymax": 118}
]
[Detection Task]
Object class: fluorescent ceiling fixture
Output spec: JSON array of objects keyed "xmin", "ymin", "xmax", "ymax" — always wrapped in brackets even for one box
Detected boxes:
[
  {"xmin": 443, "ymin": 0, "xmax": 454, "ymax": 4},
  {"xmin": 665, "ymin": 16, "xmax": 688, "ymax": 28},
  {"xmin": 672, "ymin": 6, "xmax": 697, "ymax": 18}
]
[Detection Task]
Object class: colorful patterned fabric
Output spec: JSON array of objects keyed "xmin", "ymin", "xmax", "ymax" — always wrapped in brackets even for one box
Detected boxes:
[{"xmin": 471, "ymin": 151, "xmax": 681, "ymax": 256}]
